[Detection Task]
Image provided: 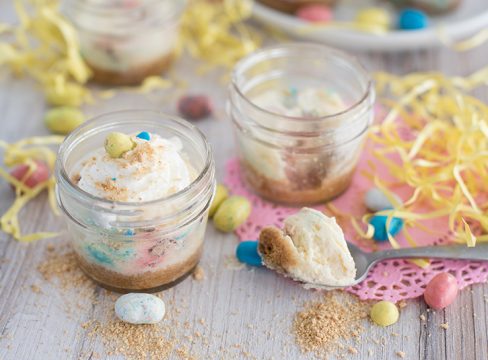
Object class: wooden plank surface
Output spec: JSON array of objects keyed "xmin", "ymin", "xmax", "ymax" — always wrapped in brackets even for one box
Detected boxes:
[{"xmin": 1, "ymin": 3, "xmax": 488, "ymax": 359}]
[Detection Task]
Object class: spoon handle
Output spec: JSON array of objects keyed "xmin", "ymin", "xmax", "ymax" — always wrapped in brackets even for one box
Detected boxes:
[{"xmin": 370, "ymin": 243, "xmax": 488, "ymax": 262}]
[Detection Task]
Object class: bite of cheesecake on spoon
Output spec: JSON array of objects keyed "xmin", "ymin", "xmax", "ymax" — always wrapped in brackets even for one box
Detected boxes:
[{"xmin": 258, "ymin": 207, "xmax": 357, "ymax": 289}]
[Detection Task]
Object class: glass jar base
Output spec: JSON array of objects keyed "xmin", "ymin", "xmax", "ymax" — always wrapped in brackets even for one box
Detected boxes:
[
  {"xmin": 242, "ymin": 161, "xmax": 355, "ymax": 206},
  {"xmin": 87, "ymin": 53, "xmax": 174, "ymax": 86},
  {"xmin": 74, "ymin": 245, "xmax": 202, "ymax": 293},
  {"xmin": 81, "ymin": 266, "xmax": 196, "ymax": 294}
]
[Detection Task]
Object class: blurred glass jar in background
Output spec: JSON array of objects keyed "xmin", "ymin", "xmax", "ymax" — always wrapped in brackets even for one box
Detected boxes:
[{"xmin": 63, "ymin": 0, "xmax": 186, "ymax": 85}]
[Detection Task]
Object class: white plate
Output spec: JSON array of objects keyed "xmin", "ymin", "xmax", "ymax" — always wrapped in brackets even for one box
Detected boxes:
[{"xmin": 252, "ymin": 0, "xmax": 488, "ymax": 52}]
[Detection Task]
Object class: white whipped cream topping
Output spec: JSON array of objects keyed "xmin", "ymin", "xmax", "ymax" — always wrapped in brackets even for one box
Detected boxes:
[
  {"xmin": 281, "ymin": 207, "xmax": 356, "ymax": 287},
  {"xmin": 252, "ymin": 87, "xmax": 347, "ymax": 118},
  {"xmin": 74, "ymin": 134, "xmax": 194, "ymax": 202}
]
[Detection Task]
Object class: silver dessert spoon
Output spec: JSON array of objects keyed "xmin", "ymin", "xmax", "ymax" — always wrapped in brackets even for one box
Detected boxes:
[{"xmin": 305, "ymin": 242, "xmax": 488, "ymax": 290}]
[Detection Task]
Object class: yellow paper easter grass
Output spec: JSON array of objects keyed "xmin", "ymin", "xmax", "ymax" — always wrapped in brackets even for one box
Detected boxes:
[
  {"xmin": 179, "ymin": 0, "xmax": 261, "ymax": 72},
  {"xmin": 0, "ymin": 0, "xmax": 92, "ymax": 106},
  {"xmin": 0, "ymin": 136, "xmax": 64, "ymax": 242},
  {"xmin": 367, "ymin": 68, "xmax": 488, "ymax": 250}
]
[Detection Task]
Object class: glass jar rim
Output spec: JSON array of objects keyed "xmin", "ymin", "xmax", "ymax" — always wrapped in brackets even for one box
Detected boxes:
[
  {"xmin": 231, "ymin": 42, "xmax": 373, "ymax": 124},
  {"xmin": 56, "ymin": 109, "xmax": 212, "ymax": 208}
]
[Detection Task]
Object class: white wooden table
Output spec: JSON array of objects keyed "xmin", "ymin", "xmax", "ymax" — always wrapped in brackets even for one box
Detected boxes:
[{"xmin": 1, "ymin": 3, "xmax": 488, "ymax": 359}]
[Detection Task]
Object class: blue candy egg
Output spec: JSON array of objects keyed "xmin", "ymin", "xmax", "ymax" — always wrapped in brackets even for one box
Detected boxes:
[
  {"xmin": 236, "ymin": 241, "xmax": 262, "ymax": 267},
  {"xmin": 369, "ymin": 215, "xmax": 404, "ymax": 242},
  {"xmin": 136, "ymin": 131, "xmax": 151, "ymax": 141},
  {"xmin": 398, "ymin": 9, "xmax": 428, "ymax": 30}
]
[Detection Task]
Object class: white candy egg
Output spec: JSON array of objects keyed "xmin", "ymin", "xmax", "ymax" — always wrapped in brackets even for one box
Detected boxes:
[{"xmin": 115, "ymin": 293, "xmax": 165, "ymax": 324}]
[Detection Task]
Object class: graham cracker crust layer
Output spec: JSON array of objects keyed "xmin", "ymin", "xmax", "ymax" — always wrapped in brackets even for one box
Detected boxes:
[
  {"xmin": 75, "ymin": 244, "xmax": 203, "ymax": 292},
  {"xmin": 242, "ymin": 161, "xmax": 355, "ymax": 205},
  {"xmin": 87, "ymin": 53, "xmax": 174, "ymax": 86},
  {"xmin": 258, "ymin": 226, "xmax": 298, "ymax": 275}
]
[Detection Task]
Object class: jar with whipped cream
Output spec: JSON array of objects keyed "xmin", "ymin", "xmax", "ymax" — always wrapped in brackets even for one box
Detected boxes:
[
  {"xmin": 228, "ymin": 43, "xmax": 374, "ymax": 205},
  {"xmin": 55, "ymin": 110, "xmax": 215, "ymax": 292},
  {"xmin": 63, "ymin": 0, "xmax": 186, "ymax": 85}
]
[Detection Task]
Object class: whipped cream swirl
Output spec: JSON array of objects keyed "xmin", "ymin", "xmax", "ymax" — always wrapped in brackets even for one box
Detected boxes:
[{"xmin": 74, "ymin": 134, "xmax": 193, "ymax": 202}]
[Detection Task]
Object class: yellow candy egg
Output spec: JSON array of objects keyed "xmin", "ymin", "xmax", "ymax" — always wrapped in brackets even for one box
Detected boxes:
[
  {"xmin": 104, "ymin": 132, "xmax": 135, "ymax": 158},
  {"xmin": 355, "ymin": 7, "xmax": 390, "ymax": 31},
  {"xmin": 44, "ymin": 107, "xmax": 85, "ymax": 135},
  {"xmin": 370, "ymin": 300, "xmax": 399, "ymax": 327},
  {"xmin": 209, "ymin": 184, "xmax": 229, "ymax": 217},
  {"xmin": 213, "ymin": 196, "xmax": 251, "ymax": 232},
  {"xmin": 45, "ymin": 83, "xmax": 86, "ymax": 107}
]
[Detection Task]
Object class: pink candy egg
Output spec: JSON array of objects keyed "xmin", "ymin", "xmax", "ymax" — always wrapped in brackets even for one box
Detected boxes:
[
  {"xmin": 424, "ymin": 272, "xmax": 459, "ymax": 310},
  {"xmin": 10, "ymin": 160, "xmax": 50, "ymax": 189},
  {"xmin": 296, "ymin": 5, "xmax": 333, "ymax": 23}
]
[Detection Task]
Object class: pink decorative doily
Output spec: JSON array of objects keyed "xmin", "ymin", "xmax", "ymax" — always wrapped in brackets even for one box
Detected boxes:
[{"xmin": 224, "ymin": 157, "xmax": 488, "ymax": 302}]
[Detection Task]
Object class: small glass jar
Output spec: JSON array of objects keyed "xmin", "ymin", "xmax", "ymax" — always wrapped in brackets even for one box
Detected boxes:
[
  {"xmin": 63, "ymin": 0, "xmax": 186, "ymax": 85},
  {"xmin": 228, "ymin": 43, "xmax": 374, "ymax": 205},
  {"xmin": 55, "ymin": 110, "xmax": 215, "ymax": 292}
]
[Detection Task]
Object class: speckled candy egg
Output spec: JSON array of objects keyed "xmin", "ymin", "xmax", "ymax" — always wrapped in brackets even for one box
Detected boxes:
[
  {"xmin": 10, "ymin": 160, "xmax": 50, "ymax": 189},
  {"xmin": 115, "ymin": 293, "xmax": 166, "ymax": 324},
  {"xmin": 424, "ymin": 272, "xmax": 458, "ymax": 310},
  {"xmin": 370, "ymin": 300, "xmax": 399, "ymax": 326},
  {"xmin": 369, "ymin": 215, "xmax": 404, "ymax": 242},
  {"xmin": 364, "ymin": 187, "xmax": 401, "ymax": 212},
  {"xmin": 236, "ymin": 241, "xmax": 262, "ymax": 267},
  {"xmin": 355, "ymin": 7, "xmax": 391, "ymax": 31},
  {"xmin": 177, "ymin": 95, "xmax": 212, "ymax": 120},
  {"xmin": 296, "ymin": 4, "xmax": 333, "ymax": 23},
  {"xmin": 398, "ymin": 8, "xmax": 428, "ymax": 30}
]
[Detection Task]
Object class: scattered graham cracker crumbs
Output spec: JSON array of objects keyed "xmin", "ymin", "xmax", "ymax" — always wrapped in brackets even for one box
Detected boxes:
[
  {"xmin": 396, "ymin": 351, "xmax": 406, "ymax": 358},
  {"xmin": 348, "ymin": 346, "xmax": 358, "ymax": 354},
  {"xmin": 224, "ymin": 254, "xmax": 246, "ymax": 270},
  {"xmin": 85, "ymin": 320, "xmax": 175, "ymax": 360},
  {"xmin": 192, "ymin": 265, "xmax": 205, "ymax": 281},
  {"xmin": 292, "ymin": 292, "xmax": 369, "ymax": 356},
  {"xmin": 37, "ymin": 247, "xmax": 93, "ymax": 290},
  {"xmin": 30, "ymin": 284, "xmax": 42, "ymax": 294},
  {"xmin": 420, "ymin": 314, "xmax": 427, "ymax": 321},
  {"xmin": 398, "ymin": 300, "xmax": 407, "ymax": 309},
  {"xmin": 175, "ymin": 346, "xmax": 197, "ymax": 360},
  {"xmin": 440, "ymin": 323, "xmax": 449, "ymax": 330}
]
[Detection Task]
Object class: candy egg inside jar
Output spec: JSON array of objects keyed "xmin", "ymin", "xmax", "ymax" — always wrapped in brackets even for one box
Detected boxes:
[
  {"xmin": 63, "ymin": 0, "xmax": 186, "ymax": 85},
  {"xmin": 55, "ymin": 110, "xmax": 215, "ymax": 292},
  {"xmin": 229, "ymin": 43, "xmax": 374, "ymax": 205}
]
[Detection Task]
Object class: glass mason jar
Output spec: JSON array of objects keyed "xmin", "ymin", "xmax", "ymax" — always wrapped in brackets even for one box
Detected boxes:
[
  {"xmin": 228, "ymin": 43, "xmax": 374, "ymax": 205},
  {"xmin": 63, "ymin": 0, "xmax": 186, "ymax": 85},
  {"xmin": 55, "ymin": 110, "xmax": 215, "ymax": 292}
]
